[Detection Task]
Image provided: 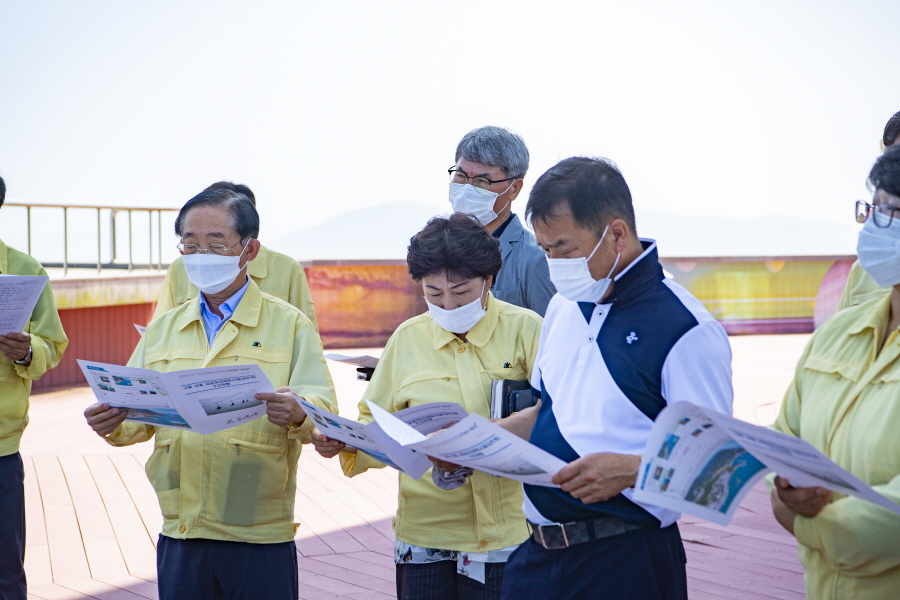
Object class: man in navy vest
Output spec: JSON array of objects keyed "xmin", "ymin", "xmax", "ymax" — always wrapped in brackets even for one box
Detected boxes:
[{"xmin": 499, "ymin": 157, "xmax": 733, "ymax": 600}]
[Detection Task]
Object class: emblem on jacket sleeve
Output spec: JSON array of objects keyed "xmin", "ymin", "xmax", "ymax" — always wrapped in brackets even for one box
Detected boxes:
[{"xmin": 626, "ymin": 332, "xmax": 638, "ymax": 344}]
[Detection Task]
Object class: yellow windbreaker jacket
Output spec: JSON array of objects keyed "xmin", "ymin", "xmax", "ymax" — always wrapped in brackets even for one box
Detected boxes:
[
  {"xmin": 837, "ymin": 260, "xmax": 889, "ymax": 311},
  {"xmin": 773, "ymin": 294, "xmax": 900, "ymax": 599},
  {"xmin": 107, "ymin": 281, "xmax": 336, "ymax": 543},
  {"xmin": 341, "ymin": 294, "xmax": 542, "ymax": 553},
  {"xmin": 0, "ymin": 238, "xmax": 68, "ymax": 457},
  {"xmin": 152, "ymin": 245, "xmax": 318, "ymax": 331}
]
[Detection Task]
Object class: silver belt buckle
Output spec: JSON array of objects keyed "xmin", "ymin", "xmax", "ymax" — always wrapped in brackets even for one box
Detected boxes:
[{"xmin": 536, "ymin": 522, "xmax": 569, "ymax": 549}]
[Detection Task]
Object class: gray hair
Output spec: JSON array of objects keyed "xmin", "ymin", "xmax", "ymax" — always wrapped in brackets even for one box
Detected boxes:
[{"xmin": 454, "ymin": 126, "xmax": 530, "ymax": 180}]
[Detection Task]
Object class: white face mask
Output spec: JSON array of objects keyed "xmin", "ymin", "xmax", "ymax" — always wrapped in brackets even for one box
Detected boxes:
[
  {"xmin": 426, "ymin": 280, "xmax": 487, "ymax": 334},
  {"xmin": 857, "ymin": 216, "xmax": 900, "ymax": 288},
  {"xmin": 448, "ymin": 182, "xmax": 513, "ymax": 227},
  {"xmin": 182, "ymin": 240, "xmax": 251, "ymax": 295},
  {"xmin": 546, "ymin": 225, "xmax": 621, "ymax": 303}
]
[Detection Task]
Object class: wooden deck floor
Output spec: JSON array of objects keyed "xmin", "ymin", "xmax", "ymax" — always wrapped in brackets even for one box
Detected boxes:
[{"xmin": 19, "ymin": 335, "xmax": 812, "ymax": 599}]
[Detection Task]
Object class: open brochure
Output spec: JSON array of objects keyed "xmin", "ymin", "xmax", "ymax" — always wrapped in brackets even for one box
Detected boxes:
[
  {"xmin": 367, "ymin": 401, "xmax": 567, "ymax": 487},
  {"xmin": 633, "ymin": 401, "xmax": 900, "ymax": 525},
  {"xmin": 0, "ymin": 274, "xmax": 48, "ymax": 336},
  {"xmin": 78, "ymin": 360, "xmax": 275, "ymax": 434},
  {"xmin": 298, "ymin": 399, "xmax": 468, "ymax": 479}
]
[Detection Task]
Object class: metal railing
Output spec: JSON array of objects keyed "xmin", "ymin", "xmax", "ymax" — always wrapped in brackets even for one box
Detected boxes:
[{"xmin": 4, "ymin": 202, "xmax": 179, "ymax": 274}]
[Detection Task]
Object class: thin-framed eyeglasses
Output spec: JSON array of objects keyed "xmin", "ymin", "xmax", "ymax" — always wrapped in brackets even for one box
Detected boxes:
[
  {"xmin": 176, "ymin": 239, "xmax": 246, "ymax": 255},
  {"xmin": 448, "ymin": 167, "xmax": 517, "ymax": 190},
  {"xmin": 855, "ymin": 200, "xmax": 900, "ymax": 228}
]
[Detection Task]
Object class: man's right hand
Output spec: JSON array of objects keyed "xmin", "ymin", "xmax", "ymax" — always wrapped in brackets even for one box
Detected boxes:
[
  {"xmin": 84, "ymin": 403, "xmax": 128, "ymax": 437},
  {"xmin": 311, "ymin": 429, "xmax": 351, "ymax": 458}
]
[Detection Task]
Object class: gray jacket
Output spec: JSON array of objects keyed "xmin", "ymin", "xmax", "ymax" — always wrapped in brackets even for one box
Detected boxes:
[{"xmin": 492, "ymin": 215, "xmax": 556, "ymax": 317}]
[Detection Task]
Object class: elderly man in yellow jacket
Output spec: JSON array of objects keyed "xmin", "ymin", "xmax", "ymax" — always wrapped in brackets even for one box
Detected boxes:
[
  {"xmin": 84, "ymin": 188, "xmax": 335, "ymax": 600},
  {"xmin": 0, "ymin": 176, "xmax": 68, "ymax": 600},
  {"xmin": 152, "ymin": 181, "xmax": 318, "ymax": 330}
]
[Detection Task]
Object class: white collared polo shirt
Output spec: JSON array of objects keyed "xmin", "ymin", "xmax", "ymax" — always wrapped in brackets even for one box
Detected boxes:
[{"xmin": 525, "ymin": 240, "xmax": 733, "ymax": 528}]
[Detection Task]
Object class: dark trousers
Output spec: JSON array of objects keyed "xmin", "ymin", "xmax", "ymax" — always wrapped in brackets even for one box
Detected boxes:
[
  {"xmin": 501, "ymin": 524, "xmax": 687, "ymax": 600},
  {"xmin": 397, "ymin": 561, "xmax": 505, "ymax": 600},
  {"xmin": 0, "ymin": 452, "xmax": 26, "ymax": 600},
  {"xmin": 156, "ymin": 535, "xmax": 298, "ymax": 600}
]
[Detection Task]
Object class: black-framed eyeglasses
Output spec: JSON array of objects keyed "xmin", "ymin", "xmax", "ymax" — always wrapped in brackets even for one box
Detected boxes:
[
  {"xmin": 855, "ymin": 200, "xmax": 900, "ymax": 228},
  {"xmin": 177, "ymin": 239, "xmax": 247, "ymax": 255},
  {"xmin": 448, "ymin": 167, "xmax": 517, "ymax": 190}
]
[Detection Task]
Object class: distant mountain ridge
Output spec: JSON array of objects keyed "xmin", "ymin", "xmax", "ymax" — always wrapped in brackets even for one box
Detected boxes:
[{"xmin": 266, "ymin": 201, "xmax": 860, "ymax": 261}]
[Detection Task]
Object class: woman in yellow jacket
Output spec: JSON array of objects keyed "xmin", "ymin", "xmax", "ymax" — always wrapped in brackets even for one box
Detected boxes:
[
  {"xmin": 770, "ymin": 147, "xmax": 900, "ymax": 599},
  {"xmin": 313, "ymin": 214, "xmax": 542, "ymax": 600}
]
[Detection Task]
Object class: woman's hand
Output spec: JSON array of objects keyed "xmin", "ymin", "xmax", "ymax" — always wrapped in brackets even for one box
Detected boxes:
[{"xmin": 311, "ymin": 429, "xmax": 351, "ymax": 458}]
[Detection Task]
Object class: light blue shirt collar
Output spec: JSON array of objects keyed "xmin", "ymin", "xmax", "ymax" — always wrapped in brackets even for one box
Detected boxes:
[{"xmin": 199, "ymin": 275, "xmax": 251, "ymax": 347}]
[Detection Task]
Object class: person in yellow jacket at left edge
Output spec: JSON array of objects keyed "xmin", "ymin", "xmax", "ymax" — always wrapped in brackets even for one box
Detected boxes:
[
  {"xmin": 152, "ymin": 180, "xmax": 319, "ymax": 331},
  {"xmin": 84, "ymin": 188, "xmax": 336, "ymax": 600},
  {"xmin": 0, "ymin": 175, "xmax": 68, "ymax": 600}
]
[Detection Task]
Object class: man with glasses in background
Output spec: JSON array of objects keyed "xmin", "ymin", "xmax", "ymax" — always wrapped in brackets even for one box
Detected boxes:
[
  {"xmin": 837, "ymin": 110, "xmax": 900, "ymax": 309},
  {"xmin": 449, "ymin": 126, "xmax": 556, "ymax": 316},
  {"xmin": 0, "ymin": 175, "xmax": 68, "ymax": 600},
  {"xmin": 84, "ymin": 188, "xmax": 336, "ymax": 600},
  {"xmin": 152, "ymin": 181, "xmax": 318, "ymax": 331}
]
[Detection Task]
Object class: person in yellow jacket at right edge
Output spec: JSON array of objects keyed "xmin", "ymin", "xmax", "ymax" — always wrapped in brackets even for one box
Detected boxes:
[
  {"xmin": 836, "ymin": 110, "xmax": 900, "ymax": 310},
  {"xmin": 152, "ymin": 181, "xmax": 319, "ymax": 330},
  {"xmin": 0, "ymin": 175, "xmax": 68, "ymax": 600},
  {"xmin": 769, "ymin": 147, "xmax": 900, "ymax": 599}
]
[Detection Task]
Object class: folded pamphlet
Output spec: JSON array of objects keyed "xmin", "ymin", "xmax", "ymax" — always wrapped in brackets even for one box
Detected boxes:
[
  {"xmin": 78, "ymin": 359, "xmax": 275, "ymax": 434},
  {"xmin": 633, "ymin": 401, "xmax": 900, "ymax": 525},
  {"xmin": 0, "ymin": 274, "xmax": 48, "ymax": 336},
  {"xmin": 366, "ymin": 401, "xmax": 567, "ymax": 487},
  {"xmin": 298, "ymin": 399, "xmax": 468, "ymax": 478}
]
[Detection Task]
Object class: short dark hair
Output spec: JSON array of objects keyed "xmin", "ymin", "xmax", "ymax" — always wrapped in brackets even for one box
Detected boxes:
[
  {"xmin": 0, "ymin": 175, "xmax": 5, "ymax": 209},
  {"xmin": 868, "ymin": 145, "xmax": 900, "ymax": 198},
  {"xmin": 204, "ymin": 181, "xmax": 256, "ymax": 206},
  {"xmin": 883, "ymin": 111, "xmax": 900, "ymax": 149},
  {"xmin": 174, "ymin": 188, "xmax": 260, "ymax": 240},
  {"xmin": 407, "ymin": 214, "xmax": 502, "ymax": 284},
  {"xmin": 526, "ymin": 156, "xmax": 637, "ymax": 236}
]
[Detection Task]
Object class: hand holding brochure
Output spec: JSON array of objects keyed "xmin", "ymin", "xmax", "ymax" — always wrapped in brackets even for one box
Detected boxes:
[
  {"xmin": 367, "ymin": 401, "xmax": 568, "ymax": 487},
  {"xmin": 298, "ymin": 399, "xmax": 468, "ymax": 479},
  {"xmin": 0, "ymin": 275, "xmax": 48, "ymax": 335},
  {"xmin": 78, "ymin": 360, "xmax": 275, "ymax": 434},
  {"xmin": 632, "ymin": 401, "xmax": 900, "ymax": 525}
]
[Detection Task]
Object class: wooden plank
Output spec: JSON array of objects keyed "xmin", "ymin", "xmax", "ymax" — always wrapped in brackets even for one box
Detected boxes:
[
  {"xmin": 58, "ymin": 455, "xmax": 155, "ymax": 599},
  {"xmin": 296, "ymin": 557, "xmax": 395, "ymax": 595},
  {"xmin": 32, "ymin": 456, "xmax": 143, "ymax": 599},
  {"xmin": 110, "ymin": 454, "xmax": 162, "ymax": 548},
  {"xmin": 309, "ymin": 553, "xmax": 395, "ymax": 583},
  {"xmin": 294, "ymin": 488, "xmax": 366, "ymax": 555},
  {"xmin": 84, "ymin": 455, "xmax": 159, "ymax": 586},
  {"xmin": 23, "ymin": 456, "xmax": 96, "ymax": 600}
]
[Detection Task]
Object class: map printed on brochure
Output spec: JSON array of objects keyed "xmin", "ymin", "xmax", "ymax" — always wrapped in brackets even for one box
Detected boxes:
[
  {"xmin": 297, "ymin": 399, "xmax": 468, "ymax": 478},
  {"xmin": 633, "ymin": 401, "xmax": 900, "ymax": 526},
  {"xmin": 78, "ymin": 359, "xmax": 275, "ymax": 434},
  {"xmin": 0, "ymin": 274, "xmax": 48, "ymax": 336}
]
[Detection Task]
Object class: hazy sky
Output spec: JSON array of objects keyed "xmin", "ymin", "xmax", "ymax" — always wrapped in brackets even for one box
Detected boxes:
[{"xmin": 1, "ymin": 1, "xmax": 899, "ymax": 259}]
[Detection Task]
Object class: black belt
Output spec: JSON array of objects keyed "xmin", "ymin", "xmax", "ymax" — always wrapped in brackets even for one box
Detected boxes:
[{"xmin": 528, "ymin": 516, "xmax": 645, "ymax": 549}]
